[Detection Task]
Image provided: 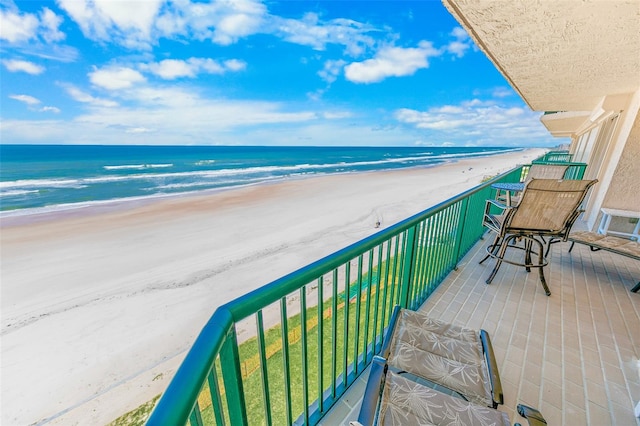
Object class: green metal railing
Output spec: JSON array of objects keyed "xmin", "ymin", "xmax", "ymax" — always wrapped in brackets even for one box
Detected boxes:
[
  {"xmin": 526, "ymin": 160, "xmax": 587, "ymax": 180},
  {"xmin": 534, "ymin": 150, "xmax": 573, "ymax": 163},
  {"xmin": 147, "ymin": 166, "xmax": 524, "ymax": 426}
]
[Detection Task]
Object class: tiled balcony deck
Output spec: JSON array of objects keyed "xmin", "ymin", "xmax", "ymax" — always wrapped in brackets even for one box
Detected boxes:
[{"xmin": 321, "ymin": 230, "xmax": 640, "ymax": 425}]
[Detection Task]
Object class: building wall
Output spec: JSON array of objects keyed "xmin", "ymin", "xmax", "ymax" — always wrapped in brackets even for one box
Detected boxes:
[
  {"xmin": 602, "ymin": 110, "xmax": 640, "ymax": 211},
  {"xmin": 578, "ymin": 89, "xmax": 640, "ymax": 230}
]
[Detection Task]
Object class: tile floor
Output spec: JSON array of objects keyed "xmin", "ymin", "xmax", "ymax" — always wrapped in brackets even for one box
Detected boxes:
[{"xmin": 320, "ymin": 230, "xmax": 640, "ymax": 425}]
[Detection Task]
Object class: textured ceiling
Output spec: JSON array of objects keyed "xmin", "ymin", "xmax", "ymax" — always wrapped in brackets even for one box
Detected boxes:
[{"xmin": 443, "ymin": 0, "xmax": 640, "ymax": 112}]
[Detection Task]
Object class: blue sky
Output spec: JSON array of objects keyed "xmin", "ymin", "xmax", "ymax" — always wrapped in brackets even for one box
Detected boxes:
[{"xmin": 0, "ymin": 0, "xmax": 563, "ymax": 147}]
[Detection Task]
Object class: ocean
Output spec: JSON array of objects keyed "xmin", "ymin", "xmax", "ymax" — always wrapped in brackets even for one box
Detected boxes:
[{"xmin": 0, "ymin": 145, "xmax": 519, "ymax": 214}]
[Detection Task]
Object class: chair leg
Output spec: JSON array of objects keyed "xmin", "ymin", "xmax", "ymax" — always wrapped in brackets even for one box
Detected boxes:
[
  {"xmin": 524, "ymin": 239, "xmax": 532, "ymax": 272},
  {"xmin": 533, "ymin": 237, "xmax": 551, "ymax": 296},
  {"xmin": 631, "ymin": 282, "xmax": 640, "ymax": 293},
  {"xmin": 480, "ymin": 233, "xmax": 500, "ymax": 265},
  {"xmin": 486, "ymin": 234, "xmax": 514, "ymax": 284}
]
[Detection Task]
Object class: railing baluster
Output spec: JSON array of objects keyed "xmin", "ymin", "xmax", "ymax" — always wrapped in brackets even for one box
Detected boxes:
[
  {"xmin": 219, "ymin": 326, "xmax": 247, "ymax": 426},
  {"xmin": 207, "ymin": 366, "xmax": 225, "ymax": 426},
  {"xmin": 362, "ymin": 249, "xmax": 374, "ymax": 363},
  {"xmin": 372, "ymin": 244, "xmax": 383, "ymax": 352},
  {"xmin": 454, "ymin": 197, "xmax": 469, "ymax": 267},
  {"xmin": 379, "ymin": 240, "xmax": 392, "ymax": 342},
  {"xmin": 317, "ymin": 276, "xmax": 324, "ymax": 415},
  {"xmin": 189, "ymin": 402, "xmax": 204, "ymax": 426},
  {"xmin": 255, "ymin": 311, "xmax": 272, "ymax": 426},
  {"xmin": 331, "ymin": 269, "xmax": 338, "ymax": 400},
  {"xmin": 399, "ymin": 225, "xmax": 417, "ymax": 308},
  {"xmin": 280, "ymin": 297, "xmax": 292, "ymax": 426},
  {"xmin": 342, "ymin": 262, "xmax": 350, "ymax": 387},
  {"xmin": 300, "ymin": 287, "xmax": 309, "ymax": 424},
  {"xmin": 353, "ymin": 255, "xmax": 363, "ymax": 374}
]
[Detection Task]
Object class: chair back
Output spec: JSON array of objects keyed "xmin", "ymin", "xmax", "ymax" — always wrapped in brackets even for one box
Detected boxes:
[
  {"xmin": 524, "ymin": 164, "xmax": 569, "ymax": 183},
  {"xmin": 508, "ymin": 179, "xmax": 597, "ymax": 234}
]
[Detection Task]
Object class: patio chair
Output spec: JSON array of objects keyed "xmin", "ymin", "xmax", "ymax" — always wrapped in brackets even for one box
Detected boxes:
[
  {"xmin": 480, "ymin": 178, "xmax": 598, "ymax": 295},
  {"xmin": 380, "ymin": 306, "xmax": 503, "ymax": 409},
  {"xmin": 497, "ymin": 163, "xmax": 570, "ymax": 205},
  {"xmin": 353, "ymin": 356, "xmax": 547, "ymax": 426}
]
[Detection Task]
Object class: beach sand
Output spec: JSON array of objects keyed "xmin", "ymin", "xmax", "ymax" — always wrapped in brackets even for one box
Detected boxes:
[{"xmin": 0, "ymin": 148, "xmax": 547, "ymax": 425}]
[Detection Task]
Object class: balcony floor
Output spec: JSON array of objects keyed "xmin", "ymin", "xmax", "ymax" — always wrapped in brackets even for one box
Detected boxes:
[{"xmin": 321, "ymin": 231, "xmax": 640, "ymax": 425}]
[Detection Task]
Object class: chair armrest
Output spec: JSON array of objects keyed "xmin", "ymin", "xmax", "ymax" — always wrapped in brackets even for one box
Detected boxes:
[
  {"xmin": 485, "ymin": 198, "xmax": 513, "ymax": 211},
  {"xmin": 517, "ymin": 403, "xmax": 547, "ymax": 425},
  {"xmin": 357, "ymin": 356, "xmax": 387, "ymax": 426},
  {"xmin": 380, "ymin": 305, "xmax": 402, "ymax": 359},
  {"xmin": 480, "ymin": 330, "xmax": 503, "ymax": 408}
]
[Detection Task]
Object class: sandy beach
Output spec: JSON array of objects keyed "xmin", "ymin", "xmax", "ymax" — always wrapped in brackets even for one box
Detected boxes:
[{"xmin": 0, "ymin": 148, "xmax": 547, "ymax": 425}]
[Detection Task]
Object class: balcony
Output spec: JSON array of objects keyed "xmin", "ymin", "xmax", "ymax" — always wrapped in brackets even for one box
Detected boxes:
[
  {"xmin": 319, "ymin": 227, "xmax": 640, "ymax": 425},
  {"xmin": 148, "ymin": 163, "xmax": 639, "ymax": 426}
]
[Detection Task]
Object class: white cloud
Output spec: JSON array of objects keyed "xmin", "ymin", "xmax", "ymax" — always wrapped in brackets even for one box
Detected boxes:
[
  {"xmin": 65, "ymin": 86, "xmax": 317, "ymax": 131},
  {"xmin": 126, "ymin": 127, "xmax": 155, "ymax": 134},
  {"xmin": 40, "ymin": 7, "xmax": 65, "ymax": 42},
  {"xmin": 223, "ymin": 59, "xmax": 246, "ymax": 72},
  {"xmin": 344, "ymin": 41, "xmax": 440, "ymax": 84},
  {"xmin": 318, "ymin": 59, "xmax": 346, "ymax": 83},
  {"xmin": 9, "ymin": 94, "xmax": 41, "ymax": 105},
  {"xmin": 41, "ymin": 106, "xmax": 61, "ymax": 113},
  {"xmin": 2, "ymin": 59, "xmax": 45, "ymax": 74},
  {"xmin": 445, "ymin": 26, "xmax": 472, "ymax": 58},
  {"xmin": 492, "ymin": 87, "xmax": 514, "ymax": 98},
  {"xmin": 7, "ymin": 93, "xmax": 61, "ymax": 113},
  {"xmin": 89, "ymin": 66, "xmax": 146, "ymax": 90},
  {"xmin": 394, "ymin": 99, "xmax": 553, "ymax": 145},
  {"xmin": 0, "ymin": 8, "xmax": 39, "ymax": 42},
  {"xmin": 63, "ymin": 84, "xmax": 119, "ymax": 107},
  {"xmin": 271, "ymin": 13, "xmax": 376, "ymax": 55},
  {"xmin": 61, "ymin": 0, "xmax": 267, "ymax": 49},
  {"xmin": 322, "ymin": 111, "xmax": 352, "ymax": 119},
  {"xmin": 57, "ymin": 0, "xmax": 164, "ymax": 48},
  {"xmin": 142, "ymin": 57, "xmax": 247, "ymax": 80},
  {"xmin": 0, "ymin": 4, "xmax": 75, "ymax": 62},
  {"xmin": 144, "ymin": 59, "xmax": 198, "ymax": 79},
  {"xmin": 212, "ymin": 0, "xmax": 266, "ymax": 45},
  {"xmin": 0, "ymin": 5, "xmax": 65, "ymax": 43},
  {"xmin": 56, "ymin": 0, "xmax": 378, "ymax": 55}
]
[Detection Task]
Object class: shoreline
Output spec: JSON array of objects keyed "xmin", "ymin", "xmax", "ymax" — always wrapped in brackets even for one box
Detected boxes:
[
  {"xmin": 1, "ymin": 148, "xmax": 547, "ymax": 425},
  {"xmin": 0, "ymin": 148, "xmax": 525, "ymax": 227}
]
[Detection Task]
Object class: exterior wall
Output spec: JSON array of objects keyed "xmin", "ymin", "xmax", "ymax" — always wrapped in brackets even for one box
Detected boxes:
[
  {"xmin": 579, "ymin": 89, "xmax": 640, "ymax": 230},
  {"xmin": 602, "ymin": 111, "xmax": 640, "ymax": 211}
]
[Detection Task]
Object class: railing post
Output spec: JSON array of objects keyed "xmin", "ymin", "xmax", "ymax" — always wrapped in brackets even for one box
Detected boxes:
[
  {"xmin": 398, "ymin": 225, "xmax": 418, "ymax": 308},
  {"xmin": 453, "ymin": 198, "xmax": 469, "ymax": 269},
  {"xmin": 219, "ymin": 326, "xmax": 248, "ymax": 425}
]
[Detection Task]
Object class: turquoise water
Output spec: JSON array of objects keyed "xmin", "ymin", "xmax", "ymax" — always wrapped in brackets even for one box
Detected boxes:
[{"xmin": 0, "ymin": 145, "xmax": 519, "ymax": 213}]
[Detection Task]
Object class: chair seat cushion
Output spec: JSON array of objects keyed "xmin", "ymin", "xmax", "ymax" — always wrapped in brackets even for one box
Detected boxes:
[
  {"xmin": 377, "ymin": 370, "xmax": 510, "ymax": 426},
  {"xmin": 387, "ymin": 309, "xmax": 492, "ymax": 407},
  {"xmin": 569, "ymin": 231, "xmax": 640, "ymax": 259}
]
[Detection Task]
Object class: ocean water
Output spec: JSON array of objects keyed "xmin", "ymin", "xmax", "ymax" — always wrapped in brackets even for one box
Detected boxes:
[{"xmin": 0, "ymin": 145, "xmax": 518, "ymax": 214}]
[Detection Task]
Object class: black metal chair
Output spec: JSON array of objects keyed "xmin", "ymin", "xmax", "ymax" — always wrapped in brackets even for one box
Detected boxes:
[{"xmin": 480, "ymin": 178, "xmax": 597, "ymax": 295}]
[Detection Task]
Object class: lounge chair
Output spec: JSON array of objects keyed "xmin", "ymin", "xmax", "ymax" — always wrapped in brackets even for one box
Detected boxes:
[
  {"xmin": 380, "ymin": 306, "xmax": 502, "ymax": 409},
  {"xmin": 353, "ymin": 356, "xmax": 547, "ymax": 426},
  {"xmin": 480, "ymin": 178, "xmax": 597, "ymax": 295}
]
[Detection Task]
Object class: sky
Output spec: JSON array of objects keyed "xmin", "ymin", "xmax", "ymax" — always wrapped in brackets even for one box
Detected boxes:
[{"xmin": 0, "ymin": 0, "xmax": 564, "ymax": 147}]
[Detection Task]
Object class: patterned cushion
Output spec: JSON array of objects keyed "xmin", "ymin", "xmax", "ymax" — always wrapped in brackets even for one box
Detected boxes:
[
  {"xmin": 377, "ymin": 370, "xmax": 510, "ymax": 426},
  {"xmin": 569, "ymin": 231, "xmax": 640, "ymax": 260},
  {"xmin": 387, "ymin": 309, "xmax": 492, "ymax": 407}
]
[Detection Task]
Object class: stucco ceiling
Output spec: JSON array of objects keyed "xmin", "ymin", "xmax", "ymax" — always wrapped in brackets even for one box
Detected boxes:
[{"xmin": 442, "ymin": 0, "xmax": 640, "ymax": 112}]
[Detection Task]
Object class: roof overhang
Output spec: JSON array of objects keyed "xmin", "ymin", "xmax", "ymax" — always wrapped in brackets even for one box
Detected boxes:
[
  {"xmin": 540, "ymin": 111, "xmax": 591, "ymax": 137},
  {"xmin": 442, "ymin": 0, "xmax": 640, "ymax": 113}
]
